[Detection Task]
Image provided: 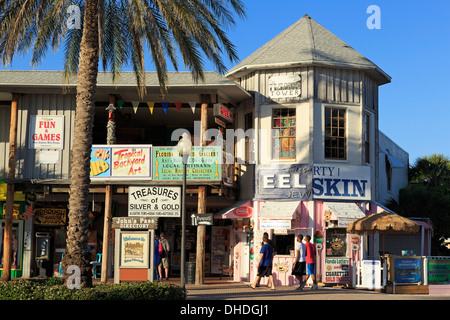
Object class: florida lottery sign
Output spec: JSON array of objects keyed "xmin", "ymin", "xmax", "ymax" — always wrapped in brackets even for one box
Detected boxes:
[
  {"xmin": 152, "ymin": 146, "xmax": 221, "ymax": 181},
  {"xmin": 90, "ymin": 145, "xmax": 152, "ymax": 179},
  {"xmin": 128, "ymin": 186, "xmax": 181, "ymax": 217}
]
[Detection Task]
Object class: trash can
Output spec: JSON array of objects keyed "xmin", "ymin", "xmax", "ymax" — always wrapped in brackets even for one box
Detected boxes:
[{"xmin": 186, "ymin": 262, "xmax": 196, "ymax": 284}]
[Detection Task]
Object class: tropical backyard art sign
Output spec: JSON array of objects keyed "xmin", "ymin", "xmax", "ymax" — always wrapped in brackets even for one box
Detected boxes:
[{"xmin": 90, "ymin": 145, "xmax": 152, "ymax": 179}]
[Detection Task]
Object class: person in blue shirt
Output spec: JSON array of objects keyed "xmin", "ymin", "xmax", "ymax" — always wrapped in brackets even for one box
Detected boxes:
[
  {"xmin": 249, "ymin": 234, "xmax": 275, "ymax": 290},
  {"xmin": 154, "ymin": 235, "xmax": 160, "ymax": 281}
]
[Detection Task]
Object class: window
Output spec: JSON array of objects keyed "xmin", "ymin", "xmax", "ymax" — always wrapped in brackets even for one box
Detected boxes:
[
  {"xmin": 272, "ymin": 108, "xmax": 296, "ymax": 159},
  {"xmin": 385, "ymin": 154, "xmax": 392, "ymax": 191},
  {"xmin": 325, "ymin": 107, "xmax": 346, "ymax": 160},
  {"xmin": 244, "ymin": 112, "xmax": 253, "ymax": 163},
  {"xmin": 326, "ymin": 228, "xmax": 347, "ymax": 257},
  {"xmin": 272, "ymin": 234, "xmax": 294, "ymax": 255},
  {"xmin": 364, "ymin": 113, "xmax": 370, "ymax": 163}
]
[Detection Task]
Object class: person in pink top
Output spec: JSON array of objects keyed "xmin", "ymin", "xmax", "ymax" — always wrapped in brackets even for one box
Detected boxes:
[{"xmin": 304, "ymin": 235, "xmax": 318, "ymax": 290}]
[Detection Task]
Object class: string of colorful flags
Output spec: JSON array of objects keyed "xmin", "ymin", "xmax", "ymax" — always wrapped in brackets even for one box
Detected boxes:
[{"xmin": 116, "ymin": 100, "xmax": 197, "ymax": 114}]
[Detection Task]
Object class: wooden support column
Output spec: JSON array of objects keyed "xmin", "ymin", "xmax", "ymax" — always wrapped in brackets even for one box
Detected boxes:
[
  {"xmin": 101, "ymin": 94, "xmax": 115, "ymax": 282},
  {"xmin": 3, "ymin": 93, "xmax": 19, "ymax": 281},
  {"xmin": 195, "ymin": 94, "xmax": 210, "ymax": 284},
  {"xmin": 101, "ymin": 185, "xmax": 112, "ymax": 282}
]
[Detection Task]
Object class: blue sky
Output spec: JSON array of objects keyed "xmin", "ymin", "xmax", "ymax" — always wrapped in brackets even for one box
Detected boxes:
[{"xmin": 2, "ymin": 0, "xmax": 449, "ymax": 164}]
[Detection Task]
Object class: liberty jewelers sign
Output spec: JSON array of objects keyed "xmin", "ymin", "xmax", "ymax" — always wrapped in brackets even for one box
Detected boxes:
[{"xmin": 255, "ymin": 164, "xmax": 371, "ymax": 201}]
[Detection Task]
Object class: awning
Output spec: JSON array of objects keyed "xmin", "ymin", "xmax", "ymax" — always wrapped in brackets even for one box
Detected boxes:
[
  {"xmin": 259, "ymin": 201, "xmax": 301, "ymax": 220},
  {"xmin": 325, "ymin": 202, "xmax": 366, "ymax": 227},
  {"xmin": 347, "ymin": 211, "xmax": 421, "ymax": 235},
  {"xmin": 214, "ymin": 200, "xmax": 253, "ymax": 219},
  {"xmin": 381, "ymin": 147, "xmax": 404, "ymax": 168}
]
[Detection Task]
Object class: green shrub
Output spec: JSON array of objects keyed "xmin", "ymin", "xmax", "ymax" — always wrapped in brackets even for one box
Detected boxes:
[{"xmin": 0, "ymin": 278, "xmax": 185, "ymax": 300}]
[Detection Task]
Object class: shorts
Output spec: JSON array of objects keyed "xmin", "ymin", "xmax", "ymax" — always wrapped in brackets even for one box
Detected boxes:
[
  {"xmin": 257, "ymin": 265, "xmax": 272, "ymax": 277},
  {"xmin": 292, "ymin": 261, "xmax": 306, "ymax": 276},
  {"xmin": 306, "ymin": 263, "xmax": 315, "ymax": 275},
  {"xmin": 158, "ymin": 257, "xmax": 169, "ymax": 269}
]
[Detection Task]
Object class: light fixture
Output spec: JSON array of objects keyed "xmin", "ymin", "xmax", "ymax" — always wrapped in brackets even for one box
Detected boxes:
[
  {"xmin": 176, "ymin": 132, "xmax": 192, "ymax": 289},
  {"xmin": 106, "ymin": 104, "xmax": 116, "ymax": 111}
]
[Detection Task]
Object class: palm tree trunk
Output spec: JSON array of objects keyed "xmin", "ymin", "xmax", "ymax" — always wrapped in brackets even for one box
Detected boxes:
[{"xmin": 62, "ymin": 0, "xmax": 99, "ymax": 288}]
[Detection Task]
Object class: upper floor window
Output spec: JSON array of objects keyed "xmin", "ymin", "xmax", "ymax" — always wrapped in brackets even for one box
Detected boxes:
[
  {"xmin": 272, "ymin": 108, "xmax": 296, "ymax": 159},
  {"xmin": 325, "ymin": 107, "xmax": 346, "ymax": 160},
  {"xmin": 244, "ymin": 112, "xmax": 253, "ymax": 163},
  {"xmin": 364, "ymin": 113, "xmax": 371, "ymax": 163}
]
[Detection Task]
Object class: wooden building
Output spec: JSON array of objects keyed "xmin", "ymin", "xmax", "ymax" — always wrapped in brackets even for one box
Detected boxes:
[{"xmin": 0, "ymin": 15, "xmax": 425, "ymax": 285}]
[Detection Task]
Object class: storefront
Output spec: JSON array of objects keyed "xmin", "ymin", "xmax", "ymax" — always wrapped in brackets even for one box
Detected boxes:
[
  {"xmin": 0, "ymin": 184, "xmax": 26, "ymax": 278},
  {"xmin": 219, "ymin": 163, "xmax": 377, "ymax": 287}
]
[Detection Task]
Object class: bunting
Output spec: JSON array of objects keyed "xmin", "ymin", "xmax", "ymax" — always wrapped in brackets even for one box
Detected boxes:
[
  {"xmin": 188, "ymin": 101, "xmax": 196, "ymax": 113},
  {"xmin": 146, "ymin": 102, "xmax": 154, "ymax": 114},
  {"xmin": 113, "ymin": 100, "xmax": 204, "ymax": 115},
  {"xmin": 161, "ymin": 102, "xmax": 169, "ymax": 114},
  {"xmin": 132, "ymin": 101, "xmax": 139, "ymax": 113}
]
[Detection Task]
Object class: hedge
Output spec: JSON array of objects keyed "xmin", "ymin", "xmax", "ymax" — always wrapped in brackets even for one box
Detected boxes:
[{"xmin": 0, "ymin": 278, "xmax": 186, "ymax": 300}]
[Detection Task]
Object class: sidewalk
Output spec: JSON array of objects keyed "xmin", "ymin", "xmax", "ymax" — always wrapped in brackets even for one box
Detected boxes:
[{"xmin": 145, "ymin": 277, "xmax": 450, "ymax": 300}]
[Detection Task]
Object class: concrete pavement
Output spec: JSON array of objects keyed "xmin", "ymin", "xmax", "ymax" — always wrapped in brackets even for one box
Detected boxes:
[{"xmin": 161, "ymin": 277, "xmax": 450, "ymax": 300}]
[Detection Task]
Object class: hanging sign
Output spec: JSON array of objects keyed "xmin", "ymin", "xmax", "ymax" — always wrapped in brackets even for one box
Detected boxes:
[
  {"xmin": 112, "ymin": 217, "xmax": 158, "ymax": 229},
  {"xmin": 213, "ymin": 103, "xmax": 233, "ymax": 123},
  {"xmin": 128, "ymin": 186, "xmax": 181, "ymax": 217},
  {"xmin": 234, "ymin": 206, "xmax": 252, "ymax": 217},
  {"xmin": 152, "ymin": 146, "xmax": 221, "ymax": 181},
  {"xmin": 28, "ymin": 115, "xmax": 65, "ymax": 149},
  {"xmin": 191, "ymin": 213, "xmax": 214, "ymax": 226},
  {"xmin": 34, "ymin": 208, "xmax": 67, "ymax": 226}
]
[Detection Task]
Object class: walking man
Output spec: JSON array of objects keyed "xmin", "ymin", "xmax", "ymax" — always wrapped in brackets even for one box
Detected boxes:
[
  {"xmin": 304, "ymin": 235, "xmax": 318, "ymax": 290},
  {"xmin": 158, "ymin": 232, "xmax": 171, "ymax": 280},
  {"xmin": 292, "ymin": 234, "xmax": 306, "ymax": 290},
  {"xmin": 249, "ymin": 234, "xmax": 275, "ymax": 290}
]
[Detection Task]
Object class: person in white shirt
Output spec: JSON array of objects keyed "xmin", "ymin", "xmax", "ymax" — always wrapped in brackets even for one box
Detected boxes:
[{"xmin": 292, "ymin": 234, "xmax": 307, "ymax": 290}]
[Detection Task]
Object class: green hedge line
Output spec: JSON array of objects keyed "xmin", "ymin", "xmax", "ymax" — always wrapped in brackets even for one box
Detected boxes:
[{"xmin": 0, "ymin": 278, "xmax": 186, "ymax": 300}]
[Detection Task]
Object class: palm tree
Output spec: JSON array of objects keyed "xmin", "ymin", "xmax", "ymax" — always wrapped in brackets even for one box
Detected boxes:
[
  {"xmin": 0, "ymin": 0, "xmax": 245, "ymax": 287},
  {"xmin": 410, "ymin": 154, "xmax": 450, "ymax": 190}
]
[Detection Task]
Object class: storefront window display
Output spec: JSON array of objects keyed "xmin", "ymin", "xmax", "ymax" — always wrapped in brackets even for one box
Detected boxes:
[
  {"xmin": 272, "ymin": 234, "xmax": 294, "ymax": 255},
  {"xmin": 0, "ymin": 221, "xmax": 23, "ymax": 270},
  {"xmin": 326, "ymin": 228, "xmax": 347, "ymax": 257}
]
